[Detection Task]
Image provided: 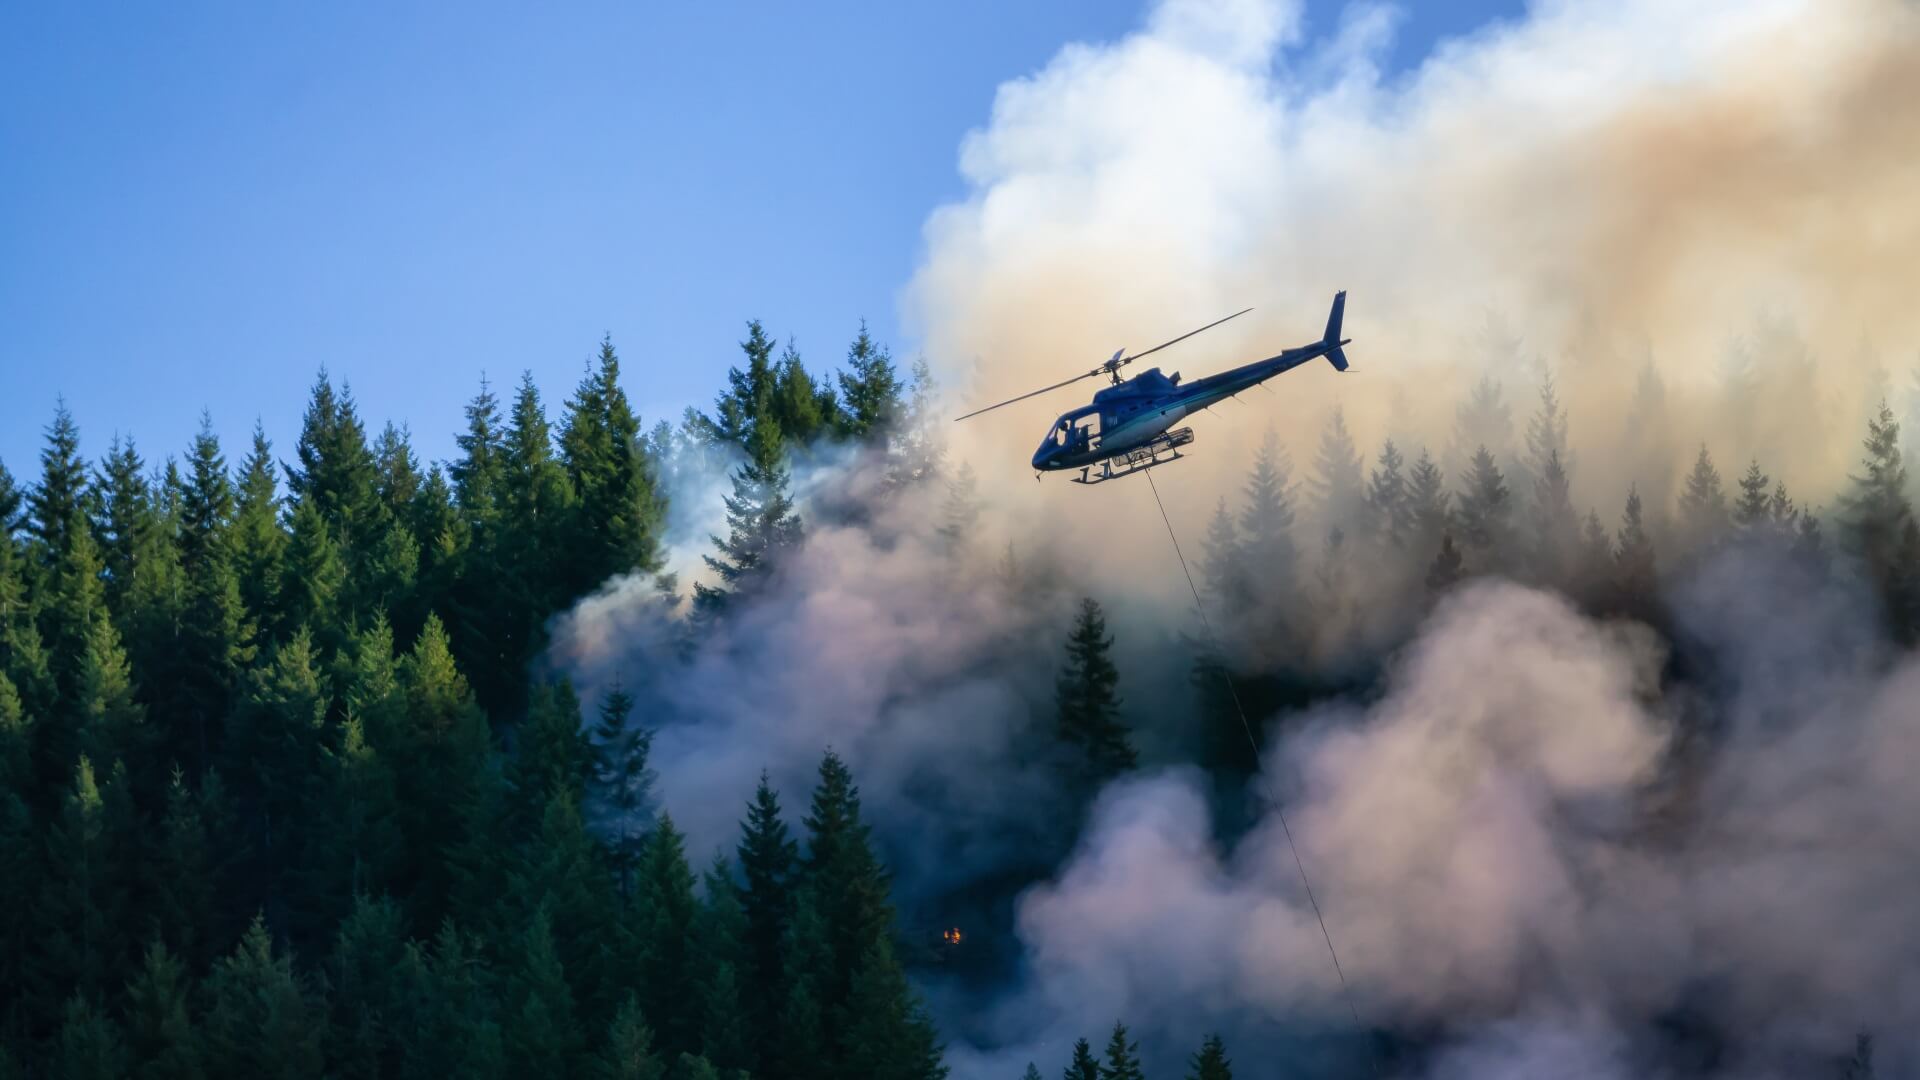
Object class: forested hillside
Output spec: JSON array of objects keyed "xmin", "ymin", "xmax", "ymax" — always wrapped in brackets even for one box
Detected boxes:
[
  {"xmin": 0, "ymin": 326, "xmax": 959, "ymax": 1079},
  {"xmin": 5, "ymin": 311, "xmax": 1919, "ymax": 1079}
]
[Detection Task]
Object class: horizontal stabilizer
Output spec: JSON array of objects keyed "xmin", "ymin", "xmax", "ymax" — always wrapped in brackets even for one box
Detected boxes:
[{"xmin": 1327, "ymin": 345, "xmax": 1350, "ymax": 372}]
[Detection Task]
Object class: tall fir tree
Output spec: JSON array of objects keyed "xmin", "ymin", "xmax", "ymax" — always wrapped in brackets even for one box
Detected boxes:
[
  {"xmin": 1454, "ymin": 445, "xmax": 1513, "ymax": 564},
  {"xmin": 1308, "ymin": 406, "xmax": 1367, "ymax": 533},
  {"xmin": 124, "ymin": 940, "xmax": 204, "ymax": 1080},
  {"xmin": 736, "ymin": 772, "xmax": 797, "ymax": 1068},
  {"xmin": 1614, "ymin": 486, "xmax": 1660, "ymax": 623},
  {"xmin": 1840, "ymin": 402, "xmax": 1917, "ymax": 640},
  {"xmin": 1676, "ymin": 444, "xmax": 1732, "ymax": 553},
  {"xmin": 231, "ymin": 424, "xmax": 287, "ymax": 644},
  {"xmin": 560, "ymin": 337, "xmax": 668, "ymax": 596},
  {"xmin": 1365, "ymin": 438, "xmax": 1411, "ymax": 548},
  {"xmin": 838, "ymin": 938, "xmax": 947, "ymax": 1080},
  {"xmin": 635, "ymin": 813, "xmax": 699, "ymax": 1060},
  {"xmin": 694, "ymin": 411, "xmax": 800, "ymax": 616},
  {"xmin": 1099, "ymin": 1023, "xmax": 1145, "ymax": 1080},
  {"xmin": 837, "ymin": 322, "xmax": 904, "ymax": 443},
  {"xmin": 1187, "ymin": 1033, "xmax": 1233, "ymax": 1080},
  {"xmin": 201, "ymin": 916, "xmax": 325, "ymax": 1080},
  {"xmin": 598, "ymin": 994, "xmax": 667, "ymax": 1080},
  {"xmin": 1054, "ymin": 598, "xmax": 1136, "ymax": 784},
  {"xmin": 29, "ymin": 402, "xmax": 89, "ymax": 566},
  {"xmin": 1406, "ymin": 447, "xmax": 1452, "ymax": 560},
  {"xmin": 1063, "ymin": 1038, "xmax": 1100, "ymax": 1080}
]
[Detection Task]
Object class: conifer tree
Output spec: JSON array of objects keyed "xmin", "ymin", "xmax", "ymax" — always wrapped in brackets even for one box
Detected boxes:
[
  {"xmin": 838, "ymin": 938, "xmax": 947, "ymax": 1080},
  {"xmin": 311, "ymin": 713, "xmax": 405, "ymax": 923},
  {"xmin": 53, "ymin": 993, "xmax": 128, "ymax": 1080},
  {"xmin": 736, "ymin": 772, "xmax": 796, "ymax": 1064},
  {"xmin": 1064, "ymin": 1038, "xmax": 1100, "ymax": 1080},
  {"xmin": 1199, "ymin": 498, "xmax": 1250, "ymax": 619},
  {"xmin": 1733, "ymin": 459, "xmax": 1774, "ymax": 530},
  {"xmin": 506, "ymin": 906, "xmax": 586, "ymax": 1077},
  {"xmin": 1238, "ymin": 433, "xmax": 1299, "ymax": 607},
  {"xmin": 287, "ymin": 373, "xmax": 391, "ymax": 626},
  {"xmin": 591, "ymin": 682, "xmax": 655, "ymax": 867},
  {"xmin": 773, "ymin": 884, "xmax": 830, "ymax": 1080},
  {"xmin": 560, "ymin": 337, "xmax": 668, "ymax": 594},
  {"xmin": 201, "ymin": 916, "xmax": 325, "ymax": 1079},
  {"xmin": 1365, "ymin": 438, "xmax": 1411, "ymax": 548},
  {"xmin": 695, "ymin": 857, "xmax": 752, "ymax": 1074},
  {"xmin": 393, "ymin": 614, "xmax": 492, "ymax": 924},
  {"xmin": 694, "ymin": 412, "xmax": 801, "ymax": 616},
  {"xmin": 93, "ymin": 436, "xmax": 156, "ymax": 624},
  {"xmin": 231, "ymin": 424, "xmax": 287, "ymax": 643},
  {"xmin": 1454, "ymin": 445, "xmax": 1513, "ymax": 563},
  {"xmin": 29, "ymin": 402, "xmax": 89, "ymax": 565},
  {"xmin": 1841, "ymin": 1034, "xmax": 1875, "ymax": 1079},
  {"xmin": 37, "ymin": 756, "xmax": 130, "ymax": 1007},
  {"xmin": 1100, "ymin": 1023, "xmax": 1145, "ymax": 1080},
  {"xmin": 774, "ymin": 340, "xmax": 839, "ymax": 447},
  {"xmin": 73, "ymin": 606, "xmax": 148, "ymax": 781},
  {"xmin": 149, "ymin": 769, "xmax": 214, "ymax": 967},
  {"xmin": 1054, "ymin": 598, "xmax": 1136, "ymax": 783},
  {"xmin": 705, "ymin": 321, "xmax": 782, "ymax": 452},
  {"xmin": 1614, "ymin": 487, "xmax": 1659, "ymax": 622},
  {"xmin": 279, "ymin": 500, "xmax": 346, "ymax": 649},
  {"xmin": 176, "ymin": 418, "xmax": 250, "ymax": 766},
  {"xmin": 636, "ymin": 813, "xmax": 699, "ymax": 1059},
  {"xmin": 838, "ymin": 323, "xmax": 904, "ymax": 443},
  {"xmin": 599, "ymin": 994, "xmax": 667, "ymax": 1080},
  {"xmin": 1406, "ymin": 448, "xmax": 1451, "ymax": 559},
  {"xmin": 1840, "ymin": 402, "xmax": 1917, "ymax": 638},
  {"xmin": 223, "ymin": 630, "xmax": 329, "ymax": 937},
  {"xmin": 328, "ymin": 894, "xmax": 408, "ymax": 1080},
  {"xmin": 1309, "ymin": 406, "xmax": 1367, "ymax": 532},
  {"xmin": 1676, "ymin": 444, "xmax": 1731, "ymax": 552},
  {"xmin": 800, "ymin": 751, "xmax": 897, "ymax": 1062},
  {"xmin": 1187, "ymin": 1033, "xmax": 1232, "ymax": 1080},
  {"xmin": 397, "ymin": 923, "xmax": 507, "ymax": 1080},
  {"xmin": 1023, "ymin": 1065, "xmax": 1044, "ymax": 1080},
  {"xmin": 1522, "ymin": 445, "xmax": 1576, "ymax": 587},
  {"xmin": 509, "ymin": 789, "xmax": 620, "ymax": 1029},
  {"xmin": 1523, "ymin": 373, "xmax": 1570, "ymax": 486},
  {"xmin": 124, "ymin": 940, "xmax": 204, "ymax": 1080},
  {"xmin": 510, "ymin": 680, "xmax": 593, "ymax": 824}
]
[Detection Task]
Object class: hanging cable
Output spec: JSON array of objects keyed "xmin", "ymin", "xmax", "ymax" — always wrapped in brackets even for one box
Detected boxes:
[{"xmin": 1142, "ymin": 467, "xmax": 1380, "ymax": 1077}]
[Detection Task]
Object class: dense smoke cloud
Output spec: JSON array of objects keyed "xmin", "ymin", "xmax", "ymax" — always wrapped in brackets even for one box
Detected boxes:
[
  {"xmin": 548, "ymin": 1, "xmax": 1920, "ymax": 1075},
  {"xmin": 910, "ymin": 0, "xmax": 1920, "ymax": 555}
]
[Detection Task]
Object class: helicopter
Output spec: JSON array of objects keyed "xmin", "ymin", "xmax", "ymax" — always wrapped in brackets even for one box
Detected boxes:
[{"xmin": 955, "ymin": 292, "xmax": 1352, "ymax": 484}]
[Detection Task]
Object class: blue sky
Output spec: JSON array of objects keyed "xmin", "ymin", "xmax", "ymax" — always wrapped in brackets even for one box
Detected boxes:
[{"xmin": 0, "ymin": 2, "xmax": 1517, "ymax": 478}]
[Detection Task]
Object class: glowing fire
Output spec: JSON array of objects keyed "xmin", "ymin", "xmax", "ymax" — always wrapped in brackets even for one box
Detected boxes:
[{"xmin": 942, "ymin": 927, "xmax": 963, "ymax": 946}]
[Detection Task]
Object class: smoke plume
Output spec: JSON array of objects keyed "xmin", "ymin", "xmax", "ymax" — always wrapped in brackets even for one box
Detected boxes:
[{"xmin": 549, "ymin": 1, "xmax": 1920, "ymax": 1075}]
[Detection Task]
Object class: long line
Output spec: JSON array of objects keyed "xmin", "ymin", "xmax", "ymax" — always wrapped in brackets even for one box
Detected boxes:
[{"xmin": 1142, "ymin": 467, "xmax": 1378, "ymax": 1075}]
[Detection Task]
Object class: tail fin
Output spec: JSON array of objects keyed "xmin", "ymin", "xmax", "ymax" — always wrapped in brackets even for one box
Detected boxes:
[{"xmin": 1323, "ymin": 291, "xmax": 1350, "ymax": 371}]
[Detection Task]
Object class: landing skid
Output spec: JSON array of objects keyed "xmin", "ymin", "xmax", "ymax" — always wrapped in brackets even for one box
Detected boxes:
[{"xmin": 1070, "ymin": 427, "xmax": 1195, "ymax": 485}]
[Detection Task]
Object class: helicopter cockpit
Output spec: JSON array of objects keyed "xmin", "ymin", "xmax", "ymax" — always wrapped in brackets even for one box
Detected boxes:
[{"xmin": 1033, "ymin": 405, "xmax": 1102, "ymax": 467}]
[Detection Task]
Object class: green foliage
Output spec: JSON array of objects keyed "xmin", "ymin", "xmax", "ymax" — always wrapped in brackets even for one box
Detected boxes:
[
  {"xmin": 636, "ymin": 813, "xmax": 699, "ymax": 1059},
  {"xmin": 598, "ymin": 994, "xmax": 666, "ymax": 1080},
  {"xmin": 1099, "ymin": 1022, "xmax": 1145, "ymax": 1080},
  {"xmin": 125, "ymin": 941, "xmax": 205, "ymax": 1080},
  {"xmin": 1063, "ymin": 1038, "xmax": 1100, "ymax": 1080},
  {"xmin": 837, "ymin": 322, "xmax": 903, "ymax": 443},
  {"xmin": 1186, "ymin": 1032, "xmax": 1232, "ymax": 1080},
  {"xmin": 201, "ymin": 917, "xmax": 325, "ymax": 1079},
  {"xmin": 53, "ymin": 993, "xmax": 128, "ymax": 1080},
  {"xmin": 561, "ymin": 337, "xmax": 668, "ymax": 596},
  {"xmin": 1055, "ymin": 598, "xmax": 1136, "ymax": 783}
]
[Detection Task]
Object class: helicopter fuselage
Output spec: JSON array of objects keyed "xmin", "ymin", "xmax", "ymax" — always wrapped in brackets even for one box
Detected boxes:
[{"xmin": 1031, "ymin": 336, "xmax": 1350, "ymax": 472}]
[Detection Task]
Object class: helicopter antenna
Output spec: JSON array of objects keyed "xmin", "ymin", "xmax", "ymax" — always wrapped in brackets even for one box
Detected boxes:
[{"xmin": 953, "ymin": 307, "xmax": 1252, "ymax": 421}]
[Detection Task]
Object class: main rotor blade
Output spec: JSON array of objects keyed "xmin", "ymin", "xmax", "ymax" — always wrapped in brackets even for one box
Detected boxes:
[
  {"xmin": 952, "ymin": 369, "xmax": 1099, "ymax": 422},
  {"xmin": 1119, "ymin": 307, "xmax": 1253, "ymax": 365}
]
